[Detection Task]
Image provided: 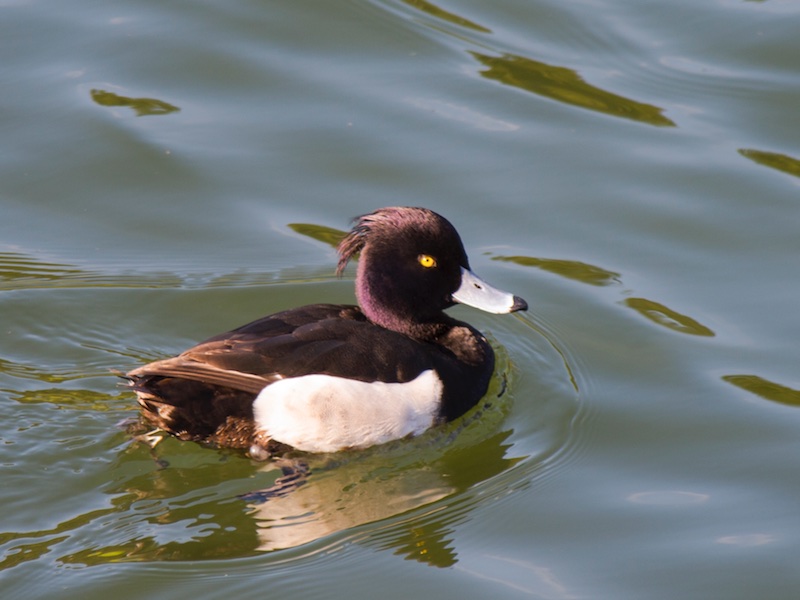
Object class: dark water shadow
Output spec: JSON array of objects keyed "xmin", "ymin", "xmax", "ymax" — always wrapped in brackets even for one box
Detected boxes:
[
  {"xmin": 493, "ymin": 252, "xmax": 714, "ymax": 338},
  {"xmin": 471, "ymin": 52, "xmax": 675, "ymax": 127},
  {"xmin": 493, "ymin": 255, "xmax": 621, "ymax": 286},
  {"xmin": 739, "ymin": 148, "xmax": 800, "ymax": 179},
  {"xmin": 623, "ymin": 298, "xmax": 714, "ymax": 337},
  {"xmin": 286, "ymin": 223, "xmax": 346, "ymax": 248},
  {"xmin": 401, "ymin": 0, "xmax": 490, "ymax": 33},
  {"xmin": 91, "ymin": 89, "xmax": 180, "ymax": 117},
  {"xmin": 723, "ymin": 374, "xmax": 800, "ymax": 408},
  {"xmin": 376, "ymin": 0, "xmax": 674, "ymax": 128}
]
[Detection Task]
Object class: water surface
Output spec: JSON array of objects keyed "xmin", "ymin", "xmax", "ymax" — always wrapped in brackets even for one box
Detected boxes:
[{"xmin": 2, "ymin": 0, "xmax": 800, "ymax": 598}]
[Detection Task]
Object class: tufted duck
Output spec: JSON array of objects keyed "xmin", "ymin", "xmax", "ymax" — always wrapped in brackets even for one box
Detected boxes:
[{"xmin": 126, "ymin": 207, "xmax": 527, "ymax": 458}]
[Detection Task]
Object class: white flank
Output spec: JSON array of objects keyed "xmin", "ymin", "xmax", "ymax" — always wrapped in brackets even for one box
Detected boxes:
[{"xmin": 252, "ymin": 370, "xmax": 443, "ymax": 453}]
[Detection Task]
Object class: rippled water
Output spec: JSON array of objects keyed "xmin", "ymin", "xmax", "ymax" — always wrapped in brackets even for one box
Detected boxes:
[{"xmin": 2, "ymin": 0, "xmax": 800, "ymax": 598}]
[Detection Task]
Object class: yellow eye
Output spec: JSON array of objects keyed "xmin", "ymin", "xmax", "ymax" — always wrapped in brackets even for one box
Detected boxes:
[{"xmin": 418, "ymin": 254, "xmax": 437, "ymax": 268}]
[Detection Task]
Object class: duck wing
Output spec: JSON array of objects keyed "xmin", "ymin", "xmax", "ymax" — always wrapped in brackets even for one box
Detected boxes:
[{"xmin": 126, "ymin": 304, "xmax": 371, "ymax": 393}]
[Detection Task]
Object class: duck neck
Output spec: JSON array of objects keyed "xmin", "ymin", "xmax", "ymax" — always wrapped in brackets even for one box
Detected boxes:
[{"xmin": 356, "ymin": 269, "xmax": 449, "ymax": 341}]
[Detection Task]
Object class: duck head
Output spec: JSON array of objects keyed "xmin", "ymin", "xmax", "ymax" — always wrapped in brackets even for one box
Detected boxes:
[{"xmin": 337, "ymin": 207, "xmax": 527, "ymax": 336}]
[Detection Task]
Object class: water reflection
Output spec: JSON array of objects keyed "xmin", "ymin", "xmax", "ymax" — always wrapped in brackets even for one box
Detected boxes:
[
  {"xmin": 722, "ymin": 374, "xmax": 800, "ymax": 407},
  {"xmin": 458, "ymin": 554, "xmax": 579, "ymax": 599},
  {"xmin": 10, "ymin": 387, "xmax": 118, "ymax": 410},
  {"xmin": 624, "ymin": 297, "xmax": 714, "ymax": 337},
  {"xmin": 0, "ymin": 251, "xmax": 176, "ymax": 290},
  {"xmin": 471, "ymin": 52, "xmax": 675, "ymax": 127},
  {"xmin": 255, "ymin": 428, "xmax": 519, "ymax": 567},
  {"xmin": 287, "ymin": 223, "xmax": 346, "ymax": 248},
  {"xmin": 493, "ymin": 253, "xmax": 717, "ymax": 340},
  {"xmin": 90, "ymin": 89, "xmax": 180, "ymax": 117},
  {"xmin": 401, "ymin": 0, "xmax": 490, "ymax": 33},
  {"xmin": 0, "ymin": 251, "xmax": 84, "ymax": 287},
  {"xmin": 51, "ymin": 424, "xmax": 521, "ymax": 568},
  {"xmin": 739, "ymin": 148, "xmax": 800, "ymax": 179},
  {"xmin": 245, "ymin": 457, "xmax": 455, "ymax": 556},
  {"xmin": 492, "ymin": 255, "xmax": 621, "ymax": 286},
  {"xmin": 0, "ymin": 250, "xmax": 287, "ymax": 291},
  {"xmin": 394, "ymin": 0, "xmax": 673, "ymax": 128},
  {"xmin": 56, "ymin": 443, "xmax": 267, "ymax": 564}
]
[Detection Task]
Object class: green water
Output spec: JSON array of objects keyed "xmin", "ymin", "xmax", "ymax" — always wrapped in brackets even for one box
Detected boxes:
[{"xmin": 2, "ymin": 0, "xmax": 800, "ymax": 598}]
